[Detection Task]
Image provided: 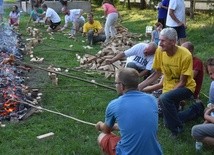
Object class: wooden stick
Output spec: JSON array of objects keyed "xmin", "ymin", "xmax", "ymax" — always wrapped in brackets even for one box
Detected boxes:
[
  {"xmin": 12, "ymin": 99, "xmax": 96, "ymax": 126},
  {"xmin": 17, "ymin": 61, "xmax": 115, "ymax": 91},
  {"xmin": 37, "ymin": 132, "xmax": 54, "ymax": 140}
]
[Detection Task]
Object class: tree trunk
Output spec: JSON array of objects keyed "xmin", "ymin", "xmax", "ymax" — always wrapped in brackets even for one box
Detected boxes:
[
  {"xmin": 127, "ymin": 0, "xmax": 131, "ymax": 10},
  {"xmin": 190, "ymin": 0, "xmax": 195, "ymax": 19},
  {"xmin": 140, "ymin": 0, "xmax": 146, "ymax": 10}
]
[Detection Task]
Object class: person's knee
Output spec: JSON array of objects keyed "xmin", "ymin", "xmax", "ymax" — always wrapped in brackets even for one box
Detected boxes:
[
  {"xmin": 159, "ymin": 93, "xmax": 167, "ymax": 103},
  {"xmin": 191, "ymin": 125, "xmax": 201, "ymax": 140},
  {"xmin": 88, "ymin": 30, "xmax": 94, "ymax": 36},
  {"xmin": 97, "ymin": 132, "xmax": 106, "ymax": 145},
  {"xmin": 126, "ymin": 62, "xmax": 138, "ymax": 70}
]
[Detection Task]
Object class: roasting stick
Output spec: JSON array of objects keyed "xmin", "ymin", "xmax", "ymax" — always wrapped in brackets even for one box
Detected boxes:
[
  {"xmin": 17, "ymin": 61, "xmax": 115, "ymax": 91},
  {"xmin": 200, "ymin": 92, "xmax": 209, "ymax": 99},
  {"xmin": 12, "ymin": 99, "xmax": 96, "ymax": 126}
]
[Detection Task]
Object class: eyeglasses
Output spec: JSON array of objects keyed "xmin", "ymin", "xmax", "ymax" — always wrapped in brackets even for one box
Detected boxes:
[{"xmin": 114, "ymin": 82, "xmax": 122, "ymax": 85}]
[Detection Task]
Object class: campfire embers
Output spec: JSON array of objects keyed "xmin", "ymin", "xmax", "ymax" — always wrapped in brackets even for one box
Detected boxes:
[{"xmin": 0, "ymin": 24, "xmax": 41, "ymax": 122}]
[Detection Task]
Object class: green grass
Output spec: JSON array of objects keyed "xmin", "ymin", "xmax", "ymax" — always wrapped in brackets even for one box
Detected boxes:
[
  {"xmin": 1, "ymin": 5, "xmax": 214, "ymax": 155},
  {"xmin": 4, "ymin": 0, "xmax": 16, "ymax": 3}
]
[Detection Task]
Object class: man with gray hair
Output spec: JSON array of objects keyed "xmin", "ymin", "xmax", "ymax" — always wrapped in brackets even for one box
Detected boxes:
[
  {"xmin": 106, "ymin": 42, "xmax": 157, "ymax": 79},
  {"xmin": 139, "ymin": 28, "xmax": 196, "ymax": 138}
]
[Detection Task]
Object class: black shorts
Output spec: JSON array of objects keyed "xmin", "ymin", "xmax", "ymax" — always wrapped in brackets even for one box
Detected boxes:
[{"xmin": 50, "ymin": 21, "xmax": 61, "ymax": 30}]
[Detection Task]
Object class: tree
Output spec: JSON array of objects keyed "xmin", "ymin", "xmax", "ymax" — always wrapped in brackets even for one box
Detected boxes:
[
  {"xmin": 190, "ymin": 0, "xmax": 195, "ymax": 19},
  {"xmin": 140, "ymin": 0, "xmax": 147, "ymax": 9},
  {"xmin": 123, "ymin": 0, "xmax": 131, "ymax": 10}
]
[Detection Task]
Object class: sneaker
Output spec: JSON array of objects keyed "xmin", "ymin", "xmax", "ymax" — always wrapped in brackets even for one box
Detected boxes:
[
  {"xmin": 195, "ymin": 141, "xmax": 203, "ymax": 151},
  {"xmin": 169, "ymin": 126, "xmax": 184, "ymax": 139}
]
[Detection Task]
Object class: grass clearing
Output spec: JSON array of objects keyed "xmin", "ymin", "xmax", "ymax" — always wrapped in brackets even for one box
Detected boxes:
[{"xmin": 1, "ymin": 3, "xmax": 214, "ymax": 155}]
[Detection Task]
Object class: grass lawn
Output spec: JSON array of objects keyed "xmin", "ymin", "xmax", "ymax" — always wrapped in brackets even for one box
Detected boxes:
[{"xmin": 1, "ymin": 2, "xmax": 214, "ymax": 155}]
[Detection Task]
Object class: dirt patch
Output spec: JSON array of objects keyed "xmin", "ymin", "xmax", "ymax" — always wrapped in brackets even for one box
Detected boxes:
[{"xmin": 25, "ymin": 67, "xmax": 50, "ymax": 89}]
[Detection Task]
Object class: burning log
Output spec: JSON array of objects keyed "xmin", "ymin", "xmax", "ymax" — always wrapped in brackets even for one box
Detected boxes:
[
  {"xmin": 0, "ymin": 24, "xmax": 42, "ymax": 122},
  {"xmin": 1, "ymin": 54, "xmax": 15, "ymax": 65}
]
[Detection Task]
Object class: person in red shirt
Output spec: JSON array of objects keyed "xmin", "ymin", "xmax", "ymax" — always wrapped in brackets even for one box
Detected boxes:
[{"xmin": 181, "ymin": 42, "xmax": 204, "ymax": 99}]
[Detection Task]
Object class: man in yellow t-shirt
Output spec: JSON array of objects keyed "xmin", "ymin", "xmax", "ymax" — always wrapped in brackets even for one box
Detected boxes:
[
  {"xmin": 138, "ymin": 28, "xmax": 196, "ymax": 138},
  {"xmin": 83, "ymin": 12, "xmax": 106, "ymax": 45}
]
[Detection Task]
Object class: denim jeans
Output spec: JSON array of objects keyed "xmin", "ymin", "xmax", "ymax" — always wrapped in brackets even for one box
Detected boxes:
[
  {"xmin": 87, "ymin": 30, "xmax": 106, "ymax": 45},
  {"xmin": 178, "ymin": 100, "xmax": 204, "ymax": 123},
  {"xmin": 126, "ymin": 62, "xmax": 143, "ymax": 72},
  {"xmin": 105, "ymin": 12, "xmax": 118, "ymax": 40},
  {"xmin": 159, "ymin": 87, "xmax": 193, "ymax": 134},
  {"xmin": 126, "ymin": 62, "xmax": 152, "ymax": 80}
]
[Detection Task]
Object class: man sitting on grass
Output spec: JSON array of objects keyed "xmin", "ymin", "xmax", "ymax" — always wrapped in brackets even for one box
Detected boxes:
[
  {"xmin": 138, "ymin": 28, "xmax": 196, "ymax": 138},
  {"xmin": 82, "ymin": 12, "xmax": 106, "ymax": 45},
  {"xmin": 96, "ymin": 68, "xmax": 163, "ymax": 155}
]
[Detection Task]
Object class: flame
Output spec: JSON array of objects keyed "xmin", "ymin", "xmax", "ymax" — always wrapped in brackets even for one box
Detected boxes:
[{"xmin": 0, "ymin": 97, "xmax": 18, "ymax": 116}]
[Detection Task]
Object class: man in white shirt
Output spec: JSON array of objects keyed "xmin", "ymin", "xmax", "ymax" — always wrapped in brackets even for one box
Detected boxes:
[
  {"xmin": 106, "ymin": 42, "xmax": 157, "ymax": 79},
  {"xmin": 60, "ymin": 6, "xmax": 85, "ymax": 37},
  {"xmin": 41, "ymin": 4, "xmax": 61, "ymax": 32},
  {"xmin": 166, "ymin": 0, "xmax": 186, "ymax": 45}
]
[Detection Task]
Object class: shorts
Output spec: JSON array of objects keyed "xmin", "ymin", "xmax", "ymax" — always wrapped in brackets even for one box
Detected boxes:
[
  {"xmin": 50, "ymin": 21, "xmax": 61, "ymax": 30},
  {"xmin": 172, "ymin": 25, "xmax": 186, "ymax": 39},
  {"xmin": 100, "ymin": 134, "xmax": 120, "ymax": 155}
]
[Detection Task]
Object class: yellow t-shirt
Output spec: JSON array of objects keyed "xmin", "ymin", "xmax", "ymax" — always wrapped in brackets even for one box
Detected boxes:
[
  {"xmin": 83, "ymin": 20, "xmax": 103, "ymax": 33},
  {"xmin": 153, "ymin": 45, "xmax": 196, "ymax": 93}
]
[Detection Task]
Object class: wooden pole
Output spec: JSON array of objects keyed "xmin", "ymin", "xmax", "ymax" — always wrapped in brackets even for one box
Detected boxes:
[{"xmin": 17, "ymin": 61, "xmax": 116, "ymax": 91}]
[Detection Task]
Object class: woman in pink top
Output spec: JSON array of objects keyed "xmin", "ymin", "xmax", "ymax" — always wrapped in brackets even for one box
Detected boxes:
[{"xmin": 102, "ymin": 0, "xmax": 118, "ymax": 43}]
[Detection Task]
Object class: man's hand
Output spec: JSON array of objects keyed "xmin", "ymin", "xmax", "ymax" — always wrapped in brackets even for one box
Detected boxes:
[
  {"xmin": 138, "ymin": 82, "xmax": 146, "ymax": 91},
  {"xmin": 95, "ymin": 121, "xmax": 104, "ymax": 131}
]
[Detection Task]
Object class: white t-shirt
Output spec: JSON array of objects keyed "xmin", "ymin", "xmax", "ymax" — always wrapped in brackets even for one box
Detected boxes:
[
  {"xmin": 65, "ymin": 9, "xmax": 85, "ymax": 24},
  {"xmin": 9, "ymin": 11, "xmax": 20, "ymax": 19},
  {"xmin": 46, "ymin": 8, "xmax": 61, "ymax": 23},
  {"xmin": 124, "ymin": 43, "xmax": 154, "ymax": 70},
  {"xmin": 166, "ymin": 0, "xmax": 185, "ymax": 27}
]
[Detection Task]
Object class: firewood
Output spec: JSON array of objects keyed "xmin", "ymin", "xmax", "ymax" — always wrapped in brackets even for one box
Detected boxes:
[
  {"xmin": 33, "ymin": 28, "xmax": 40, "ymax": 34},
  {"xmin": 109, "ymin": 64, "xmax": 115, "ymax": 72},
  {"xmin": 98, "ymin": 65, "xmax": 110, "ymax": 71},
  {"xmin": 105, "ymin": 71, "xmax": 113, "ymax": 79},
  {"xmin": 49, "ymin": 73, "xmax": 57, "ymax": 79},
  {"xmin": 52, "ymin": 77, "xmax": 58, "ymax": 86},
  {"xmin": 37, "ymin": 132, "xmax": 54, "ymax": 140},
  {"xmin": 76, "ymin": 24, "xmax": 139, "ymax": 77},
  {"xmin": 90, "ymin": 63, "xmax": 97, "ymax": 70},
  {"xmin": 112, "ymin": 61, "xmax": 123, "ymax": 69},
  {"xmin": 1, "ymin": 54, "xmax": 15, "ymax": 65},
  {"xmin": 111, "ymin": 46, "xmax": 118, "ymax": 54},
  {"xmin": 87, "ymin": 55, "xmax": 97, "ymax": 63},
  {"xmin": 96, "ymin": 58, "xmax": 104, "ymax": 64},
  {"xmin": 102, "ymin": 55, "xmax": 114, "ymax": 59}
]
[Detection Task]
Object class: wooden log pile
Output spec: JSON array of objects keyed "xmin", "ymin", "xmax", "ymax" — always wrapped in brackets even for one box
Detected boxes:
[
  {"xmin": 77, "ymin": 25, "xmax": 142, "ymax": 78},
  {"xmin": 23, "ymin": 27, "xmax": 44, "ymax": 63}
]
